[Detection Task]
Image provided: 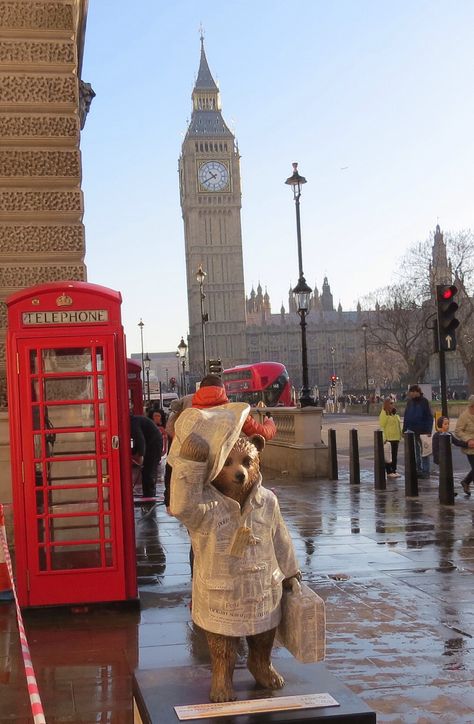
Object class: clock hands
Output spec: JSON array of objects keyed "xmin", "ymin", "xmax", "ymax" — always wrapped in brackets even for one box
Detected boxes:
[{"xmin": 202, "ymin": 172, "xmax": 218, "ymax": 184}]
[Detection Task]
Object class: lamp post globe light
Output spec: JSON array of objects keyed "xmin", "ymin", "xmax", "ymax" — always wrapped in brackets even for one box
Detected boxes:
[
  {"xmin": 144, "ymin": 353, "xmax": 151, "ymax": 404},
  {"xmin": 196, "ymin": 265, "xmax": 208, "ymax": 375},
  {"xmin": 138, "ymin": 318, "xmax": 145, "ymax": 405},
  {"xmin": 177, "ymin": 337, "xmax": 188, "ymax": 396},
  {"xmin": 285, "ymin": 162, "xmax": 314, "ymax": 407}
]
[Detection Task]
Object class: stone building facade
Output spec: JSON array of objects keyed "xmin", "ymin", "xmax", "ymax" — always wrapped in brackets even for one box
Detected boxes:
[{"xmin": 0, "ymin": 0, "xmax": 90, "ymax": 405}]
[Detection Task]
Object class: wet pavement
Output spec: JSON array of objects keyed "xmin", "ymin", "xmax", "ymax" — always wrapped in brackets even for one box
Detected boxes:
[{"xmin": 2, "ymin": 458, "xmax": 474, "ymax": 723}]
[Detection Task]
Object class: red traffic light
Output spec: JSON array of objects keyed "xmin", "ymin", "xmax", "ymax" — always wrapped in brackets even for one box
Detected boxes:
[
  {"xmin": 437, "ymin": 284, "xmax": 457, "ymax": 302},
  {"xmin": 331, "ymin": 375, "xmax": 337, "ymax": 381}
]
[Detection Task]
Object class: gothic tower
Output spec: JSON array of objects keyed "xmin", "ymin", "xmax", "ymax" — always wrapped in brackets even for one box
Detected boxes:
[
  {"xmin": 179, "ymin": 37, "xmax": 247, "ymax": 376},
  {"xmin": 429, "ymin": 223, "xmax": 452, "ymax": 295}
]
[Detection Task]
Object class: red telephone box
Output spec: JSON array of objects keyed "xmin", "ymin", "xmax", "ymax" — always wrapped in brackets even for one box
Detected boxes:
[
  {"xmin": 127, "ymin": 358, "xmax": 143, "ymax": 415},
  {"xmin": 6, "ymin": 281, "xmax": 137, "ymax": 607}
]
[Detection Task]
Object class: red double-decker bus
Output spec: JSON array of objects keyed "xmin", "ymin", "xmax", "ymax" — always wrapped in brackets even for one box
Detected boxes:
[{"xmin": 222, "ymin": 362, "xmax": 294, "ymax": 406}]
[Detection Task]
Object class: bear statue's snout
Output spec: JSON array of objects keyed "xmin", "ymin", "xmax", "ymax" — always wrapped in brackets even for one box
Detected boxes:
[{"xmin": 235, "ymin": 469, "xmax": 246, "ymax": 483}]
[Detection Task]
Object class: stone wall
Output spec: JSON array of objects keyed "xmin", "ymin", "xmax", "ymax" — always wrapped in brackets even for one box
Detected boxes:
[
  {"xmin": 0, "ymin": 0, "xmax": 88, "ymax": 407},
  {"xmin": 0, "ymin": 0, "xmax": 88, "ymax": 504}
]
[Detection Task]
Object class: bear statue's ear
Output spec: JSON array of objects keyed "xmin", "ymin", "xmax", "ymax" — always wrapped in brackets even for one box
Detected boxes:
[{"xmin": 248, "ymin": 434, "xmax": 265, "ymax": 452}]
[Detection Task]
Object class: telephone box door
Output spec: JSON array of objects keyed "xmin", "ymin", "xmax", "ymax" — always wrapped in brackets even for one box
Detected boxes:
[{"xmin": 17, "ymin": 334, "xmax": 127, "ymax": 606}]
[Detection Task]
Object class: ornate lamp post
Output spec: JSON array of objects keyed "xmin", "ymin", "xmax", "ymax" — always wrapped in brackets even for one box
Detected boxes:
[
  {"xmin": 286, "ymin": 162, "xmax": 314, "ymax": 407},
  {"xmin": 144, "ymin": 353, "xmax": 151, "ymax": 404},
  {"xmin": 177, "ymin": 337, "xmax": 188, "ymax": 396},
  {"xmin": 330, "ymin": 346, "xmax": 336, "ymax": 376},
  {"xmin": 138, "ymin": 318, "xmax": 145, "ymax": 405},
  {"xmin": 361, "ymin": 323, "xmax": 370, "ymax": 413},
  {"xmin": 196, "ymin": 265, "xmax": 208, "ymax": 375}
]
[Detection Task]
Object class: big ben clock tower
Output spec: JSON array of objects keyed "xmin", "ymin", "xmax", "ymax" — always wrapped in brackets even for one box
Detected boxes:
[{"xmin": 179, "ymin": 37, "xmax": 247, "ymax": 376}]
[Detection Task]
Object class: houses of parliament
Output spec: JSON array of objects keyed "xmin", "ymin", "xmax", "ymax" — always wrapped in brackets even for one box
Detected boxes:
[{"xmin": 179, "ymin": 38, "xmax": 466, "ymax": 393}]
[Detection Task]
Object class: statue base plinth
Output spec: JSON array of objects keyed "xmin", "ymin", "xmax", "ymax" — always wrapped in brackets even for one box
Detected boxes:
[{"xmin": 133, "ymin": 660, "xmax": 376, "ymax": 723}]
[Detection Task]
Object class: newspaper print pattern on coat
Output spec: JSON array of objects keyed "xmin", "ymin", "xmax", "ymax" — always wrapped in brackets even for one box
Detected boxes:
[{"xmin": 171, "ymin": 455, "xmax": 300, "ymax": 637}]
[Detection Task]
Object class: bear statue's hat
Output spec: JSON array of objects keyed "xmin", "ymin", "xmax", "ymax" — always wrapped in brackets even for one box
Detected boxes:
[{"xmin": 169, "ymin": 402, "xmax": 250, "ymax": 482}]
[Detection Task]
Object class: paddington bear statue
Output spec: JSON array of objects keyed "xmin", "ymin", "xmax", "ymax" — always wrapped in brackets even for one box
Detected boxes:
[{"xmin": 169, "ymin": 403, "xmax": 301, "ymax": 703}]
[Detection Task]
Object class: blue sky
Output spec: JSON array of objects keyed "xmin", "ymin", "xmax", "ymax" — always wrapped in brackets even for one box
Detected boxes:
[{"xmin": 80, "ymin": 1, "xmax": 474, "ymax": 356}]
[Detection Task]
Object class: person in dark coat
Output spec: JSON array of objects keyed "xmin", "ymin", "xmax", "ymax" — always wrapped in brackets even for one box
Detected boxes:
[
  {"xmin": 130, "ymin": 414, "xmax": 163, "ymax": 498},
  {"xmin": 402, "ymin": 384, "xmax": 434, "ymax": 478}
]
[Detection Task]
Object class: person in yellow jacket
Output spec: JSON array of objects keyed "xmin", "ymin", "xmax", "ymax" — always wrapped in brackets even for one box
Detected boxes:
[{"xmin": 379, "ymin": 398, "xmax": 402, "ymax": 478}]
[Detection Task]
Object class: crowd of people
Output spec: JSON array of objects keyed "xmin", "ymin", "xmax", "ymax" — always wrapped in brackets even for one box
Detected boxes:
[{"xmin": 379, "ymin": 384, "xmax": 474, "ymax": 496}]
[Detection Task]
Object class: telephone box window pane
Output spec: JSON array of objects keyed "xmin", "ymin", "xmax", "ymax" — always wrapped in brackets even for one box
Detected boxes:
[
  {"xmin": 102, "ymin": 486, "xmax": 110, "ymax": 510},
  {"xmin": 30, "ymin": 350, "xmax": 38, "ymax": 374},
  {"xmin": 47, "ymin": 487, "xmax": 100, "ymax": 514},
  {"xmin": 42, "ymin": 348, "xmax": 92, "ymax": 373},
  {"xmin": 101, "ymin": 459, "xmax": 109, "ymax": 485},
  {"xmin": 44, "ymin": 377, "xmax": 93, "ymax": 402},
  {"xmin": 38, "ymin": 548, "xmax": 47, "ymax": 571},
  {"xmin": 47, "ymin": 404, "xmax": 95, "ymax": 429},
  {"xmin": 98, "ymin": 403, "xmax": 107, "ymax": 426},
  {"xmin": 34, "ymin": 434, "xmax": 42, "ymax": 458},
  {"xmin": 50, "ymin": 544, "xmax": 102, "ymax": 570},
  {"xmin": 31, "ymin": 379, "xmax": 39, "ymax": 401},
  {"xmin": 48, "ymin": 459, "xmax": 97, "ymax": 486},
  {"xmin": 35, "ymin": 463, "xmax": 43, "ymax": 486},
  {"xmin": 96, "ymin": 347, "xmax": 104, "ymax": 371},
  {"xmin": 37, "ymin": 518, "xmax": 46, "ymax": 543},
  {"xmin": 48, "ymin": 431, "xmax": 96, "ymax": 457},
  {"xmin": 104, "ymin": 516, "xmax": 111, "ymax": 540},
  {"xmin": 104, "ymin": 543, "xmax": 113, "ymax": 567},
  {"xmin": 97, "ymin": 375, "xmax": 105, "ymax": 400},
  {"xmin": 49, "ymin": 515, "xmax": 100, "ymax": 542}
]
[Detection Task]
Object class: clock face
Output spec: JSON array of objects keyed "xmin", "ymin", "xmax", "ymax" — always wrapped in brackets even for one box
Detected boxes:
[{"xmin": 198, "ymin": 161, "xmax": 229, "ymax": 192}]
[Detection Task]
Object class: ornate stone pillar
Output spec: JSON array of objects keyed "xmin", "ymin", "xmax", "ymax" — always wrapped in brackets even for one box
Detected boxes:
[{"xmin": 0, "ymin": 0, "xmax": 90, "ymax": 407}]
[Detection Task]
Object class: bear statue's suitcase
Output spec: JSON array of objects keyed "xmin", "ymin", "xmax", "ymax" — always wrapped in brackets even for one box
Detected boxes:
[{"xmin": 277, "ymin": 579, "xmax": 326, "ymax": 663}]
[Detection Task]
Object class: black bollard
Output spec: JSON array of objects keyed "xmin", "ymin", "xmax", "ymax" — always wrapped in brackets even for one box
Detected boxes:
[
  {"xmin": 439, "ymin": 434, "xmax": 455, "ymax": 505},
  {"xmin": 349, "ymin": 428, "xmax": 360, "ymax": 485},
  {"xmin": 374, "ymin": 430, "xmax": 386, "ymax": 490},
  {"xmin": 328, "ymin": 428, "xmax": 338, "ymax": 481},
  {"xmin": 404, "ymin": 431, "xmax": 418, "ymax": 497}
]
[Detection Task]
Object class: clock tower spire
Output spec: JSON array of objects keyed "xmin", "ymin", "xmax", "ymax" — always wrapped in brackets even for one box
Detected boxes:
[{"xmin": 179, "ymin": 38, "xmax": 247, "ymax": 377}]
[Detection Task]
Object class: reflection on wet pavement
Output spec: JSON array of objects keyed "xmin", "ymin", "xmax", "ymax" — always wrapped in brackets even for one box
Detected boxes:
[{"xmin": 1, "ymin": 468, "xmax": 474, "ymax": 722}]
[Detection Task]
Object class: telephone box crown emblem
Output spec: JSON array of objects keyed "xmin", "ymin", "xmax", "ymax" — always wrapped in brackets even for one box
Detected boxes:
[{"xmin": 56, "ymin": 293, "xmax": 73, "ymax": 307}]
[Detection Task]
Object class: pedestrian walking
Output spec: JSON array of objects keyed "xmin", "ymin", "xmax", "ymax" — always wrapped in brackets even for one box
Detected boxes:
[
  {"xmin": 130, "ymin": 414, "xmax": 163, "ymax": 498},
  {"xmin": 454, "ymin": 396, "xmax": 474, "ymax": 496},
  {"xmin": 379, "ymin": 398, "xmax": 402, "ymax": 478},
  {"xmin": 402, "ymin": 384, "xmax": 434, "ymax": 478},
  {"xmin": 432, "ymin": 416, "xmax": 469, "ymax": 496}
]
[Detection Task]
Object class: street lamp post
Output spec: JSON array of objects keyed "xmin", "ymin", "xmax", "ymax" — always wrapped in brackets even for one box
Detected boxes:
[
  {"xmin": 286, "ymin": 162, "xmax": 314, "ymax": 407},
  {"xmin": 144, "ymin": 353, "xmax": 151, "ymax": 405},
  {"xmin": 177, "ymin": 337, "xmax": 188, "ymax": 396},
  {"xmin": 361, "ymin": 323, "xmax": 370, "ymax": 413},
  {"xmin": 196, "ymin": 265, "xmax": 208, "ymax": 375},
  {"xmin": 138, "ymin": 318, "xmax": 145, "ymax": 405},
  {"xmin": 330, "ymin": 346, "xmax": 336, "ymax": 376}
]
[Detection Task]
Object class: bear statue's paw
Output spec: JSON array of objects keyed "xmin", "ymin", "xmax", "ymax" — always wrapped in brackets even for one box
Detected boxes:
[
  {"xmin": 180, "ymin": 433, "xmax": 210, "ymax": 463},
  {"xmin": 247, "ymin": 658, "xmax": 285, "ymax": 690},
  {"xmin": 209, "ymin": 683, "xmax": 237, "ymax": 703}
]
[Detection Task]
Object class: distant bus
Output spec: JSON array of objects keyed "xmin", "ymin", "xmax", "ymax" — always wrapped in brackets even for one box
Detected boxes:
[{"xmin": 222, "ymin": 362, "xmax": 293, "ymax": 407}]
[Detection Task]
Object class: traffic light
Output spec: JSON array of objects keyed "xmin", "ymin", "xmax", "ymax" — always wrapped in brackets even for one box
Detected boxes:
[
  {"xmin": 330, "ymin": 374, "xmax": 337, "ymax": 388},
  {"xmin": 208, "ymin": 358, "xmax": 222, "ymax": 375},
  {"xmin": 436, "ymin": 284, "xmax": 459, "ymax": 351}
]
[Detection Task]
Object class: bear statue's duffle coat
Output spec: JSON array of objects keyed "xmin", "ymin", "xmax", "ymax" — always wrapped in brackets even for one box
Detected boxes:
[{"xmin": 171, "ymin": 454, "xmax": 299, "ymax": 637}]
